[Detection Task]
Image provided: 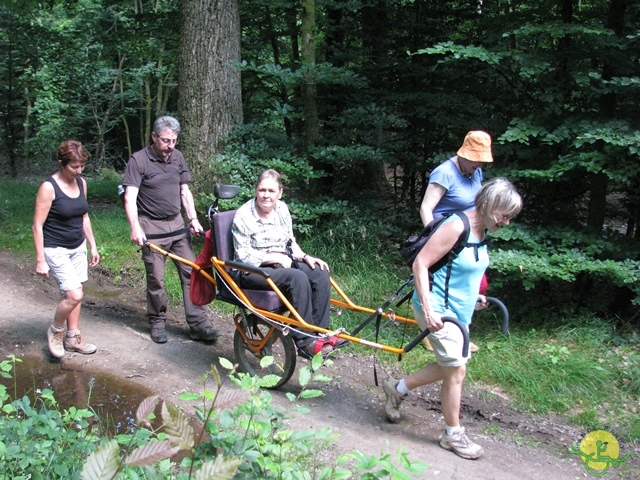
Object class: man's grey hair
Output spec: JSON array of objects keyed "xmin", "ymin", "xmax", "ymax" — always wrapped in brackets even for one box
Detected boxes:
[{"xmin": 153, "ymin": 116, "xmax": 181, "ymax": 135}]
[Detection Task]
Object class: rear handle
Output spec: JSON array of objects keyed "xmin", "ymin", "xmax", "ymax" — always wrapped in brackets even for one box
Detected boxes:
[{"xmin": 404, "ymin": 316, "xmax": 469, "ymax": 357}]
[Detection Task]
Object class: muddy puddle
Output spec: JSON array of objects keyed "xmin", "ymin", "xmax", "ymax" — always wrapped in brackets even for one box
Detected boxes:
[{"xmin": 0, "ymin": 356, "xmax": 155, "ymax": 434}]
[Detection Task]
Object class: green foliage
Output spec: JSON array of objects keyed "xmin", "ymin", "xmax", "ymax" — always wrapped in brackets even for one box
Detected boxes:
[
  {"xmin": 485, "ymin": 223, "xmax": 640, "ymax": 320},
  {"xmin": 0, "ymin": 355, "xmax": 426, "ymax": 479},
  {"xmin": 0, "ymin": 356, "xmax": 100, "ymax": 479},
  {"xmin": 0, "ymin": 179, "xmax": 39, "ymax": 253},
  {"xmin": 466, "ymin": 316, "xmax": 640, "ymax": 442}
]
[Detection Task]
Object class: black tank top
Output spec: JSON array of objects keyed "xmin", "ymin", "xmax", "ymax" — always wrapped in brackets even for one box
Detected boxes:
[{"xmin": 43, "ymin": 176, "xmax": 89, "ymax": 249}]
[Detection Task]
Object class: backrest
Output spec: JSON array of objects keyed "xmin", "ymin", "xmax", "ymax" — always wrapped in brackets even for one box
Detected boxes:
[
  {"xmin": 210, "ymin": 209, "xmax": 285, "ymax": 312},
  {"xmin": 211, "ymin": 209, "xmax": 237, "ymax": 262}
]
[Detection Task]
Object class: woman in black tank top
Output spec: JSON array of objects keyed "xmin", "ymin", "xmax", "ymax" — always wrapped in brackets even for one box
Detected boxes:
[{"xmin": 32, "ymin": 140, "xmax": 100, "ymax": 359}]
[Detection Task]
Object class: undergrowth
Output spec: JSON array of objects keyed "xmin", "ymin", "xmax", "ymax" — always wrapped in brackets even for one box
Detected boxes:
[{"xmin": 0, "ymin": 354, "xmax": 427, "ymax": 479}]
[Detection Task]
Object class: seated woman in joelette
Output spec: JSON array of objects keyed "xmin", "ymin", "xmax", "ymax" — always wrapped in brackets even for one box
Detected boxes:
[{"xmin": 232, "ymin": 169, "xmax": 340, "ymax": 357}]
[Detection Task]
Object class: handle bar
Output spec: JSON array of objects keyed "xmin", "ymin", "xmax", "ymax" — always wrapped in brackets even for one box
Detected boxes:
[
  {"xmin": 404, "ymin": 316, "xmax": 469, "ymax": 357},
  {"xmin": 486, "ymin": 296, "xmax": 509, "ymax": 334}
]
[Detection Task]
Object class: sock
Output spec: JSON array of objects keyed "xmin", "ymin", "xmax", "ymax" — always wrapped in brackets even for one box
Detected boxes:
[
  {"xmin": 66, "ymin": 329, "xmax": 79, "ymax": 337},
  {"xmin": 396, "ymin": 379, "xmax": 410, "ymax": 396},
  {"xmin": 51, "ymin": 324, "xmax": 64, "ymax": 333},
  {"xmin": 445, "ymin": 424, "xmax": 463, "ymax": 436}
]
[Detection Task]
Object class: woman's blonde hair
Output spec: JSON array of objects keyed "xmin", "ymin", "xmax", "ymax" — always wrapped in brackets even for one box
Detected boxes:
[{"xmin": 475, "ymin": 177, "xmax": 523, "ymax": 218}]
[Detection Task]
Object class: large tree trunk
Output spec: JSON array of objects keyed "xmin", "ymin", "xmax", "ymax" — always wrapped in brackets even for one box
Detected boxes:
[{"xmin": 178, "ymin": 0, "xmax": 243, "ymax": 194}]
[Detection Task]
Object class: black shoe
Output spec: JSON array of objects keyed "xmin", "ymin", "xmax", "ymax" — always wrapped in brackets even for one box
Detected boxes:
[
  {"xmin": 150, "ymin": 324, "xmax": 167, "ymax": 344},
  {"xmin": 189, "ymin": 325, "xmax": 221, "ymax": 342}
]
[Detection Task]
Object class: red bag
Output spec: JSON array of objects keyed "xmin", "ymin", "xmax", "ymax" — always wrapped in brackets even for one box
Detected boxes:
[
  {"xmin": 479, "ymin": 273, "xmax": 489, "ymax": 295},
  {"xmin": 190, "ymin": 230, "xmax": 216, "ymax": 306}
]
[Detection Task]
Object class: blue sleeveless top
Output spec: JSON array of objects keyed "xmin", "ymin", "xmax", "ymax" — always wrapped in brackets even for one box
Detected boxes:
[
  {"xmin": 413, "ymin": 214, "xmax": 489, "ymax": 326},
  {"xmin": 43, "ymin": 176, "xmax": 88, "ymax": 249}
]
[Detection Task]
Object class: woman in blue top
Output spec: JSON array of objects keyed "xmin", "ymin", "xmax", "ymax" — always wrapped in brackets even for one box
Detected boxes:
[
  {"xmin": 420, "ymin": 130, "xmax": 494, "ymax": 352},
  {"xmin": 33, "ymin": 140, "xmax": 100, "ymax": 359},
  {"xmin": 419, "ymin": 130, "xmax": 493, "ymax": 226},
  {"xmin": 384, "ymin": 178, "xmax": 522, "ymax": 460}
]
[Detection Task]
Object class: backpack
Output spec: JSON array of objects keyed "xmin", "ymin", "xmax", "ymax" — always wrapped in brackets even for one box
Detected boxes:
[{"xmin": 400, "ymin": 211, "xmax": 487, "ymax": 307}]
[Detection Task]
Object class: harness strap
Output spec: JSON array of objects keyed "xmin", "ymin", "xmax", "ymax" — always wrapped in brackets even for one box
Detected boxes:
[
  {"xmin": 145, "ymin": 227, "xmax": 190, "ymax": 240},
  {"xmin": 442, "ymin": 238, "xmax": 489, "ymax": 308}
]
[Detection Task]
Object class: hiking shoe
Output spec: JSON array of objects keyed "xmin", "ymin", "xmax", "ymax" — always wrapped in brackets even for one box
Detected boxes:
[
  {"xmin": 189, "ymin": 325, "xmax": 221, "ymax": 342},
  {"xmin": 150, "ymin": 322, "xmax": 167, "ymax": 343},
  {"xmin": 299, "ymin": 339, "xmax": 333, "ymax": 359},
  {"xmin": 47, "ymin": 326, "xmax": 65, "ymax": 358},
  {"xmin": 439, "ymin": 427, "xmax": 484, "ymax": 460},
  {"xmin": 382, "ymin": 377, "xmax": 405, "ymax": 423},
  {"xmin": 63, "ymin": 331, "xmax": 97, "ymax": 355}
]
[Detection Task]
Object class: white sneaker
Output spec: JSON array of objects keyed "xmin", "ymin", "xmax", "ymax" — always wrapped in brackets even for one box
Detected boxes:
[{"xmin": 439, "ymin": 427, "xmax": 484, "ymax": 459}]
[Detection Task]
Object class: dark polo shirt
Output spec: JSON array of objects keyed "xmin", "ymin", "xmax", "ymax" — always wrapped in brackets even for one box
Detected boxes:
[{"xmin": 122, "ymin": 144, "xmax": 192, "ymax": 220}]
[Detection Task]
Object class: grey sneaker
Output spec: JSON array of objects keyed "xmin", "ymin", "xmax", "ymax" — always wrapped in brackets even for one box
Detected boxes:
[
  {"xmin": 47, "ymin": 326, "xmax": 65, "ymax": 358},
  {"xmin": 63, "ymin": 331, "xmax": 97, "ymax": 355},
  {"xmin": 382, "ymin": 377, "xmax": 405, "ymax": 423},
  {"xmin": 439, "ymin": 427, "xmax": 484, "ymax": 460}
]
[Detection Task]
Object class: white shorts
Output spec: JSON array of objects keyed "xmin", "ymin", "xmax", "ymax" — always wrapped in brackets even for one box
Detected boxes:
[
  {"xmin": 44, "ymin": 241, "xmax": 88, "ymax": 292},
  {"xmin": 414, "ymin": 308, "xmax": 470, "ymax": 368}
]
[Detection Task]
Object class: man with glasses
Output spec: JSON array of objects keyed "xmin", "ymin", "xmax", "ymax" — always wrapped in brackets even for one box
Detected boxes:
[{"xmin": 122, "ymin": 115, "xmax": 220, "ymax": 344}]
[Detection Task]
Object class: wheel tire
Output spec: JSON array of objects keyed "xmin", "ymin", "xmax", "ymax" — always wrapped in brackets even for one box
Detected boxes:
[{"xmin": 233, "ymin": 314, "xmax": 297, "ymax": 389}]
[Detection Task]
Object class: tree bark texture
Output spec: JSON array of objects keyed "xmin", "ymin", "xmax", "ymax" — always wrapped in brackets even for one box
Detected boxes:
[
  {"xmin": 301, "ymin": 0, "xmax": 319, "ymax": 148},
  {"xmin": 587, "ymin": 0, "xmax": 628, "ymax": 233},
  {"xmin": 178, "ymin": 0, "xmax": 243, "ymax": 193}
]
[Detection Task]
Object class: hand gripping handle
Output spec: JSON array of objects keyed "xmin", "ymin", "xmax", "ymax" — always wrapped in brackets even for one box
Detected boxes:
[{"xmin": 404, "ymin": 316, "xmax": 469, "ymax": 357}]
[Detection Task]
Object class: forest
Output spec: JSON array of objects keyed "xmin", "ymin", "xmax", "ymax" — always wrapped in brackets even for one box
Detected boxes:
[{"xmin": 1, "ymin": 0, "xmax": 640, "ymax": 322}]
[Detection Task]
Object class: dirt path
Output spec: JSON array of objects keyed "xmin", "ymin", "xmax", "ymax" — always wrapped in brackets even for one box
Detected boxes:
[{"xmin": 1, "ymin": 248, "xmax": 629, "ymax": 479}]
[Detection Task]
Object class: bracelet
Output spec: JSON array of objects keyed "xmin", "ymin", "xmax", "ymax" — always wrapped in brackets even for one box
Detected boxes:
[
  {"xmin": 188, "ymin": 217, "xmax": 196, "ymax": 223},
  {"xmin": 302, "ymin": 254, "xmax": 308, "ymax": 261}
]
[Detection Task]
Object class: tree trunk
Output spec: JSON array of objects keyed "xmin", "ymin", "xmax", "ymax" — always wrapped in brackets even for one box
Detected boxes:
[
  {"xmin": 4, "ymin": 36, "xmax": 18, "ymax": 177},
  {"xmin": 94, "ymin": 55, "xmax": 125, "ymax": 168},
  {"xmin": 587, "ymin": 0, "xmax": 628, "ymax": 232},
  {"xmin": 120, "ymin": 77, "xmax": 132, "ymax": 164},
  {"xmin": 178, "ymin": 0, "xmax": 243, "ymax": 195},
  {"xmin": 353, "ymin": 0, "xmax": 391, "ymax": 194},
  {"xmin": 264, "ymin": 5, "xmax": 292, "ymax": 138},
  {"xmin": 301, "ymin": 0, "xmax": 332, "ymax": 196},
  {"xmin": 301, "ymin": 0, "xmax": 319, "ymax": 149}
]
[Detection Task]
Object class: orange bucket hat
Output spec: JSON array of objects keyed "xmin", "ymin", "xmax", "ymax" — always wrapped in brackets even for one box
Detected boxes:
[{"xmin": 457, "ymin": 131, "xmax": 493, "ymax": 163}]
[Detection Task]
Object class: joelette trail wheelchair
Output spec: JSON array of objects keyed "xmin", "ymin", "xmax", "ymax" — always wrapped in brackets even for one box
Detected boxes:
[{"xmin": 145, "ymin": 184, "xmax": 507, "ymax": 389}]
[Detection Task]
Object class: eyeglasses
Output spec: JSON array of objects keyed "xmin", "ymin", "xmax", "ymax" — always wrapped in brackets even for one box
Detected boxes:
[{"xmin": 154, "ymin": 133, "xmax": 178, "ymax": 145}]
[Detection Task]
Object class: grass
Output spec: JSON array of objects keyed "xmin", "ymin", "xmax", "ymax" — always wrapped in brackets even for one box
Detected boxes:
[{"xmin": 2, "ymin": 176, "xmax": 640, "ymax": 446}]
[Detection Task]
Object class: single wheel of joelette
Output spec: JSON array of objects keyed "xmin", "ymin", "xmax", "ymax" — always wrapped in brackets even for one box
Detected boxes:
[{"xmin": 233, "ymin": 314, "xmax": 297, "ymax": 389}]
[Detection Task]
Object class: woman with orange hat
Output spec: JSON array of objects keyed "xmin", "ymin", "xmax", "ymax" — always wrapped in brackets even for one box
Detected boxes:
[
  {"xmin": 419, "ymin": 130, "xmax": 494, "ymax": 225},
  {"xmin": 418, "ymin": 131, "xmax": 494, "ymax": 352}
]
